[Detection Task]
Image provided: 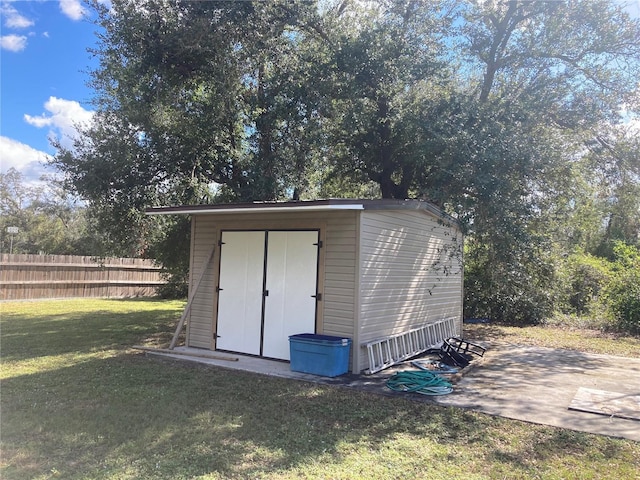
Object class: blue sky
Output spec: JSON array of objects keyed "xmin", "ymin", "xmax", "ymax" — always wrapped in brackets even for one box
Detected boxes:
[
  {"xmin": 1, "ymin": 0, "xmax": 103, "ymax": 183},
  {"xmin": 1, "ymin": 0, "xmax": 639, "ymax": 185}
]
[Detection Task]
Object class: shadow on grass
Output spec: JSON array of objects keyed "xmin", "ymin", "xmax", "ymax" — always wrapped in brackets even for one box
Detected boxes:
[
  {"xmin": 2, "ymin": 353, "xmax": 635, "ymax": 480},
  {"xmin": 2, "ymin": 301, "xmax": 637, "ymax": 479},
  {"xmin": 463, "ymin": 322, "xmax": 515, "ymax": 343},
  {"xmin": 486, "ymin": 427, "xmax": 634, "ymax": 477}
]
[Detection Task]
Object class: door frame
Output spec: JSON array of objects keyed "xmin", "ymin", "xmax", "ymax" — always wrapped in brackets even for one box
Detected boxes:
[{"xmin": 213, "ymin": 228, "xmax": 321, "ymax": 360}]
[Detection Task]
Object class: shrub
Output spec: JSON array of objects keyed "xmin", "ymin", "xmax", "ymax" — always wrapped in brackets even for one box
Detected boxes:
[
  {"xmin": 561, "ymin": 253, "xmax": 613, "ymax": 316},
  {"xmin": 157, "ymin": 271, "xmax": 189, "ymax": 299},
  {"xmin": 464, "ymin": 241, "xmax": 555, "ymax": 325},
  {"xmin": 605, "ymin": 243, "xmax": 640, "ymax": 335},
  {"xmin": 607, "ymin": 272, "xmax": 640, "ymax": 334}
]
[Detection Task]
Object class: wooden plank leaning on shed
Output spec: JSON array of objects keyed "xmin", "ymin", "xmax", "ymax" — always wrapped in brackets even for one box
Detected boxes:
[{"xmin": 169, "ymin": 246, "xmax": 216, "ymax": 349}]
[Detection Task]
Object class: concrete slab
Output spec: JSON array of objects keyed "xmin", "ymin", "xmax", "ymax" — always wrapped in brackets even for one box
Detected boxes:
[
  {"xmin": 145, "ymin": 343, "xmax": 640, "ymax": 442},
  {"xmin": 430, "ymin": 343, "xmax": 640, "ymax": 442}
]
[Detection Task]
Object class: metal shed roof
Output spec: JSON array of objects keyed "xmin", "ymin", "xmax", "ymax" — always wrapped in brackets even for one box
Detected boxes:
[{"xmin": 145, "ymin": 199, "xmax": 459, "ymax": 226}]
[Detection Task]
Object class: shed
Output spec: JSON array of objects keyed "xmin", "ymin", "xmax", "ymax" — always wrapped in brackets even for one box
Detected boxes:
[{"xmin": 146, "ymin": 199, "xmax": 464, "ymax": 374}]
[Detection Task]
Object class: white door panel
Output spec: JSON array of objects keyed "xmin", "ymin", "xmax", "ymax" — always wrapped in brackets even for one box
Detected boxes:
[
  {"xmin": 216, "ymin": 231, "xmax": 265, "ymax": 355},
  {"xmin": 262, "ymin": 231, "xmax": 319, "ymax": 360},
  {"xmin": 215, "ymin": 230, "xmax": 319, "ymax": 360}
]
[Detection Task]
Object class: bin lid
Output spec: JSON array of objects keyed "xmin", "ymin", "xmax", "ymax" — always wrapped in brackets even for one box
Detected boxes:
[{"xmin": 289, "ymin": 333, "xmax": 351, "ymax": 344}]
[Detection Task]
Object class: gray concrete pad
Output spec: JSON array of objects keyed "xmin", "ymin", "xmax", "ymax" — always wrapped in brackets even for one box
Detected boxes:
[
  {"xmin": 429, "ymin": 343, "xmax": 640, "ymax": 442},
  {"xmin": 146, "ymin": 343, "xmax": 640, "ymax": 442}
]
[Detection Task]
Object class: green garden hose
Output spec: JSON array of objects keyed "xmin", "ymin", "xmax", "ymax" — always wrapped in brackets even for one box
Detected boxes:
[{"xmin": 385, "ymin": 370, "xmax": 453, "ymax": 396}]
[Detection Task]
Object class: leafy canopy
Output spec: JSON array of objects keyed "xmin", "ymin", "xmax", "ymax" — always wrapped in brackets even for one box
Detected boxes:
[{"xmin": 52, "ymin": 0, "xmax": 640, "ymax": 317}]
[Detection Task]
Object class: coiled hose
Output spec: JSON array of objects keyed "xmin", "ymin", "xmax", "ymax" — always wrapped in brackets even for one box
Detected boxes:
[{"xmin": 386, "ymin": 370, "xmax": 453, "ymax": 396}]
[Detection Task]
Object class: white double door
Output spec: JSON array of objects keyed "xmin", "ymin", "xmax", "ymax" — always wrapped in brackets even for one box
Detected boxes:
[{"xmin": 215, "ymin": 230, "xmax": 319, "ymax": 360}]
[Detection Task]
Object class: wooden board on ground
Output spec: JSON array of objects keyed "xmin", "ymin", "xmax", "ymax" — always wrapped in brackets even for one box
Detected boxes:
[
  {"xmin": 132, "ymin": 345, "xmax": 238, "ymax": 362},
  {"xmin": 568, "ymin": 387, "xmax": 640, "ymax": 421}
]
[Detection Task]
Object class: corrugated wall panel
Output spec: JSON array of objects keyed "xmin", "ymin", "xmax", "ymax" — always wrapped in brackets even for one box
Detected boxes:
[
  {"xmin": 185, "ymin": 211, "xmax": 360, "ymax": 353},
  {"xmin": 187, "ymin": 216, "xmax": 218, "ymax": 349},
  {"xmin": 357, "ymin": 210, "xmax": 463, "ymax": 370},
  {"xmin": 321, "ymin": 213, "xmax": 358, "ymax": 340}
]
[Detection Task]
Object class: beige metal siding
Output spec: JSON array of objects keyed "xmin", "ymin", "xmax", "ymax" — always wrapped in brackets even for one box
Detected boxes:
[
  {"xmin": 185, "ymin": 207, "xmax": 460, "ymax": 374},
  {"xmin": 357, "ymin": 210, "xmax": 463, "ymax": 370},
  {"xmin": 185, "ymin": 211, "xmax": 359, "ymax": 354},
  {"xmin": 322, "ymin": 213, "xmax": 358, "ymax": 340},
  {"xmin": 187, "ymin": 216, "xmax": 218, "ymax": 348}
]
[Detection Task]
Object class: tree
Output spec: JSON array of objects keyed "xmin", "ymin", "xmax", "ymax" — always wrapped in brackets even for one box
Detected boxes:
[
  {"xmin": 587, "ymin": 126, "xmax": 640, "ymax": 257},
  {"xmin": 54, "ymin": 0, "xmax": 328, "ymax": 254},
  {"xmin": 0, "ymin": 168, "xmax": 30, "ymax": 254},
  {"xmin": 446, "ymin": 0, "xmax": 640, "ymax": 323},
  {"xmin": 52, "ymin": 0, "xmax": 640, "ymax": 315},
  {"xmin": 0, "ymin": 169, "xmax": 105, "ymax": 255},
  {"xmin": 307, "ymin": 0, "xmax": 454, "ymax": 199}
]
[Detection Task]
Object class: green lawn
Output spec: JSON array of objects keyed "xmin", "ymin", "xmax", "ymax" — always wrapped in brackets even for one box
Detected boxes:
[
  {"xmin": 1, "ymin": 299, "xmax": 638, "ymax": 479},
  {"xmin": 464, "ymin": 322, "xmax": 640, "ymax": 358}
]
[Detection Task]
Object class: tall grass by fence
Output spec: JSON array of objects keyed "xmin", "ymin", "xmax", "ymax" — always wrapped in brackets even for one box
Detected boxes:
[{"xmin": 0, "ymin": 254, "xmax": 167, "ymax": 300}]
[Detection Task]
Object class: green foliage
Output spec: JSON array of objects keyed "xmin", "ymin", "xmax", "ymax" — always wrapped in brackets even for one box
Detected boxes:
[
  {"xmin": 549, "ymin": 243, "xmax": 640, "ymax": 335},
  {"xmin": 605, "ymin": 243, "xmax": 640, "ymax": 334},
  {"xmin": 147, "ymin": 216, "xmax": 191, "ymax": 298},
  {"xmin": 454, "ymin": 0, "xmax": 640, "ymax": 325},
  {"xmin": 564, "ymin": 253, "xmax": 613, "ymax": 316},
  {"xmin": 464, "ymin": 234, "xmax": 555, "ymax": 325},
  {"xmin": 607, "ymin": 271, "xmax": 640, "ymax": 335},
  {"xmin": 0, "ymin": 169, "xmax": 110, "ymax": 256},
  {"xmin": 47, "ymin": 0, "xmax": 640, "ymax": 322},
  {"xmin": 315, "ymin": 1, "xmax": 453, "ymax": 200},
  {"xmin": 586, "ymin": 128, "xmax": 640, "ymax": 259}
]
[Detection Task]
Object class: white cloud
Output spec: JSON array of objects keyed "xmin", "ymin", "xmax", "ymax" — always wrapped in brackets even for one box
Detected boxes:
[
  {"xmin": 24, "ymin": 97, "xmax": 94, "ymax": 151},
  {"xmin": 59, "ymin": 0, "xmax": 87, "ymax": 21},
  {"xmin": 625, "ymin": 116, "xmax": 640, "ymax": 136},
  {"xmin": 1, "ymin": 4, "xmax": 34, "ymax": 29},
  {"xmin": 622, "ymin": 0, "xmax": 640, "ymax": 18},
  {"xmin": 0, "ymin": 136, "xmax": 52, "ymax": 182},
  {"xmin": 619, "ymin": 102, "xmax": 640, "ymax": 135},
  {"xmin": 1, "ymin": 34, "xmax": 27, "ymax": 52}
]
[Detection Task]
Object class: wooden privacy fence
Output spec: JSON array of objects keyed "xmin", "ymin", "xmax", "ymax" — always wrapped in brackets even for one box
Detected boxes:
[{"xmin": 0, "ymin": 254, "xmax": 167, "ymax": 300}]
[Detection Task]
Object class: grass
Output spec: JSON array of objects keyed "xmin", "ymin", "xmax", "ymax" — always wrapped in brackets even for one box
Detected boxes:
[
  {"xmin": 1, "ymin": 299, "xmax": 639, "ymax": 480},
  {"xmin": 464, "ymin": 323, "xmax": 640, "ymax": 358}
]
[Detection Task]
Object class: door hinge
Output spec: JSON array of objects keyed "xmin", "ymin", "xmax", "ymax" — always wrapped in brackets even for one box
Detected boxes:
[
  {"xmin": 213, "ymin": 333, "xmax": 221, "ymax": 339},
  {"xmin": 314, "ymin": 240, "xmax": 323, "ymax": 248},
  {"xmin": 311, "ymin": 293, "xmax": 322, "ymax": 301},
  {"xmin": 218, "ymin": 239, "xmax": 225, "ymax": 247},
  {"xmin": 216, "ymin": 286, "xmax": 223, "ymax": 292}
]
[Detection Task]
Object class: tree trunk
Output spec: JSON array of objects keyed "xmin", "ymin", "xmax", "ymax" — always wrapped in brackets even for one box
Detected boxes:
[{"xmin": 376, "ymin": 96, "xmax": 404, "ymax": 199}]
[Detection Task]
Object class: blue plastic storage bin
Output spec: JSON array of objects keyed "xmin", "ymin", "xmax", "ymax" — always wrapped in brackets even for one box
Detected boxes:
[{"xmin": 289, "ymin": 334, "xmax": 352, "ymax": 377}]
